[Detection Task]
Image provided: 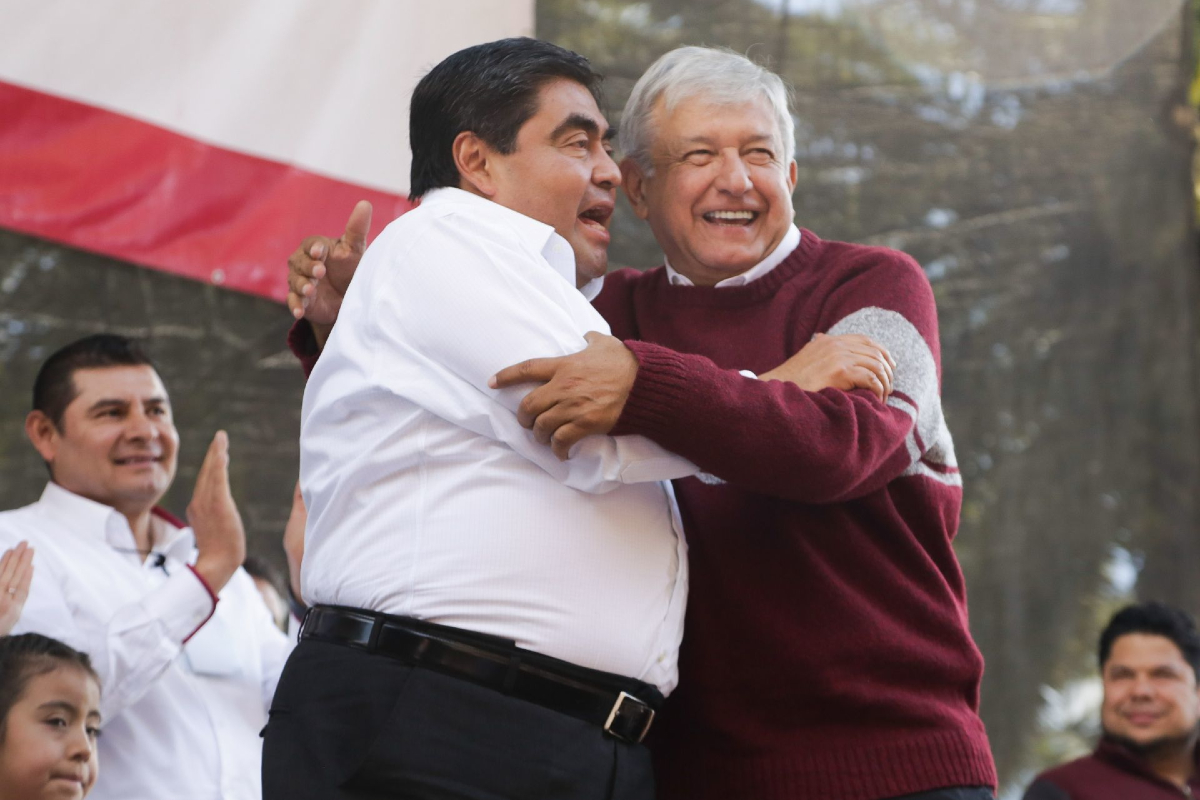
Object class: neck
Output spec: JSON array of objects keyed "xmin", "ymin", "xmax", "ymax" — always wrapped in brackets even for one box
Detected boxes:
[
  {"xmin": 119, "ymin": 505, "xmax": 156, "ymax": 556},
  {"xmin": 1147, "ymin": 746, "xmax": 1197, "ymax": 790}
]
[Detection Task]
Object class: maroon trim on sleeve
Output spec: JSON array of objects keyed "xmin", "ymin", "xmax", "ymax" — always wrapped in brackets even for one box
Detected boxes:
[
  {"xmin": 183, "ymin": 564, "xmax": 219, "ymax": 643},
  {"xmin": 287, "ymin": 319, "xmax": 321, "ymax": 378}
]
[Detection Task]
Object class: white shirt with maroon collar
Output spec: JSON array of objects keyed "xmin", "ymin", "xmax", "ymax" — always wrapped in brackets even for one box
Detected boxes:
[{"xmin": 0, "ymin": 481, "xmax": 293, "ymax": 800}]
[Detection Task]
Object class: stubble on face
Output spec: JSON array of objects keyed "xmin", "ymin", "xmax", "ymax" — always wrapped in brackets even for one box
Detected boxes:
[
  {"xmin": 47, "ymin": 366, "xmax": 179, "ymax": 514},
  {"xmin": 483, "ymin": 79, "xmax": 620, "ymax": 287},
  {"xmin": 631, "ymin": 93, "xmax": 797, "ymax": 287},
  {"xmin": 1101, "ymin": 634, "xmax": 1200, "ymax": 759}
]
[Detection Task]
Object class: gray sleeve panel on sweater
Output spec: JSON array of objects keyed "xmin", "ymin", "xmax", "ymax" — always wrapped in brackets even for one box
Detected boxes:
[
  {"xmin": 826, "ymin": 306, "xmax": 961, "ymax": 487},
  {"xmin": 1022, "ymin": 778, "xmax": 1072, "ymax": 800}
]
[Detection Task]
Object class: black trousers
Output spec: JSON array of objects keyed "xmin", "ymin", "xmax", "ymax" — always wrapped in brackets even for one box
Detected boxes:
[
  {"xmin": 890, "ymin": 788, "xmax": 995, "ymax": 800},
  {"xmin": 261, "ymin": 639, "xmax": 656, "ymax": 800}
]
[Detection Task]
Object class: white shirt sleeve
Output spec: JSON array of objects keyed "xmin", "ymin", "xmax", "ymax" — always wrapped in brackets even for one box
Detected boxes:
[
  {"xmin": 365, "ymin": 215, "xmax": 698, "ymax": 493},
  {"xmin": 7, "ymin": 536, "xmax": 214, "ymax": 721}
]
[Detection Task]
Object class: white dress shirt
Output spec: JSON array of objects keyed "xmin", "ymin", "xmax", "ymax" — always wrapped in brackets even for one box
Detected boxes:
[
  {"xmin": 0, "ymin": 482, "xmax": 293, "ymax": 800},
  {"xmin": 665, "ymin": 224, "xmax": 801, "ymax": 287},
  {"xmin": 301, "ymin": 187, "xmax": 697, "ymax": 693}
]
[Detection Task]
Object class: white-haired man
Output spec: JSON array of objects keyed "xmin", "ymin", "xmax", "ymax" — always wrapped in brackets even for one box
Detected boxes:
[{"xmin": 287, "ymin": 45, "xmax": 994, "ymax": 800}]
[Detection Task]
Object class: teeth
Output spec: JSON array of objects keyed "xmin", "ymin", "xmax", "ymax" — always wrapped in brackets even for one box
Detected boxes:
[{"xmin": 706, "ymin": 210, "xmax": 755, "ymax": 221}]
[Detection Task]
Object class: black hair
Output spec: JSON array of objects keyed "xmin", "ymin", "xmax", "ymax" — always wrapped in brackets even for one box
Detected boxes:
[
  {"xmin": 0, "ymin": 633, "xmax": 99, "ymax": 740},
  {"xmin": 242, "ymin": 556, "xmax": 287, "ymax": 600},
  {"xmin": 408, "ymin": 37, "xmax": 604, "ymax": 199},
  {"xmin": 32, "ymin": 333, "xmax": 156, "ymax": 428},
  {"xmin": 1099, "ymin": 601, "xmax": 1200, "ymax": 678}
]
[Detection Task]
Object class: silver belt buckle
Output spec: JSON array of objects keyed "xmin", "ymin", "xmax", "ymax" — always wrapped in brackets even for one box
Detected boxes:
[{"xmin": 603, "ymin": 691, "xmax": 655, "ymax": 744}]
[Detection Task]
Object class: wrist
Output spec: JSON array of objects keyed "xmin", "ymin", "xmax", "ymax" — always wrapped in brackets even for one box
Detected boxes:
[{"xmin": 192, "ymin": 552, "xmax": 239, "ymax": 594}]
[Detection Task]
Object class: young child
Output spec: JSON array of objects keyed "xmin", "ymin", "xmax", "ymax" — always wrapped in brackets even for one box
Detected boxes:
[{"xmin": 0, "ymin": 634, "xmax": 100, "ymax": 799}]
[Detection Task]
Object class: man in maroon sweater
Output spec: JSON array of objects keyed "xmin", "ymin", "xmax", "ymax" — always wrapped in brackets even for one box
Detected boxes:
[
  {"xmin": 1023, "ymin": 602, "xmax": 1200, "ymax": 800},
  {"xmin": 287, "ymin": 46, "xmax": 994, "ymax": 800}
]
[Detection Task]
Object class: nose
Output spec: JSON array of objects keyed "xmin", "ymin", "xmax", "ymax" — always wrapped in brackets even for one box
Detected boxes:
[
  {"xmin": 66, "ymin": 724, "xmax": 93, "ymax": 761},
  {"xmin": 714, "ymin": 150, "xmax": 752, "ymax": 195},
  {"xmin": 123, "ymin": 408, "xmax": 160, "ymax": 442},
  {"xmin": 593, "ymin": 146, "xmax": 622, "ymax": 189},
  {"xmin": 1129, "ymin": 674, "xmax": 1155, "ymax": 700}
]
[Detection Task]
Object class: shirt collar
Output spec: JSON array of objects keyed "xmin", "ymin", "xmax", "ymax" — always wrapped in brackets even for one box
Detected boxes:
[
  {"xmin": 420, "ymin": 187, "xmax": 585, "ymax": 294},
  {"xmin": 665, "ymin": 224, "xmax": 802, "ymax": 288},
  {"xmin": 1094, "ymin": 736, "xmax": 1200, "ymax": 792},
  {"xmin": 36, "ymin": 481, "xmax": 193, "ymax": 559}
]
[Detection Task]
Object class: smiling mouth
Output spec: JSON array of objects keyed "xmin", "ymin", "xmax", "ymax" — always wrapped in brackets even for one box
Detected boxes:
[
  {"xmin": 113, "ymin": 455, "xmax": 162, "ymax": 466},
  {"xmin": 703, "ymin": 210, "xmax": 758, "ymax": 226}
]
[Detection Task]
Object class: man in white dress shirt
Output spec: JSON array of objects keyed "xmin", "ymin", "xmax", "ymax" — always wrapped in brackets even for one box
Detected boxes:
[
  {"xmin": 0, "ymin": 333, "xmax": 293, "ymax": 800},
  {"xmin": 262, "ymin": 38, "xmax": 700, "ymax": 800}
]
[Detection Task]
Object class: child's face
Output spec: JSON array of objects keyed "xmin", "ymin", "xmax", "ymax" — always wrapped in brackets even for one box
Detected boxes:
[{"xmin": 0, "ymin": 665, "xmax": 100, "ymax": 799}]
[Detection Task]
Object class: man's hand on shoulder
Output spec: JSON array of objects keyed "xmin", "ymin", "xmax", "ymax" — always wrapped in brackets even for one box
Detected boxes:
[
  {"xmin": 187, "ymin": 431, "xmax": 246, "ymax": 594},
  {"xmin": 489, "ymin": 332, "xmax": 637, "ymax": 460},
  {"xmin": 760, "ymin": 333, "xmax": 895, "ymax": 401},
  {"xmin": 286, "ymin": 200, "xmax": 372, "ymax": 347}
]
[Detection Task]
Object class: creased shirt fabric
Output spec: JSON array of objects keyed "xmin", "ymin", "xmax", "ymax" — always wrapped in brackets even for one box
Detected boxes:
[
  {"xmin": 0, "ymin": 482, "xmax": 293, "ymax": 800},
  {"xmin": 301, "ymin": 187, "xmax": 696, "ymax": 693}
]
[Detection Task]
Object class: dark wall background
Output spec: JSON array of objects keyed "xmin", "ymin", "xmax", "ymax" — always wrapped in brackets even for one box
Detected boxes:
[{"xmin": 1, "ymin": 1, "xmax": 1198, "ymax": 794}]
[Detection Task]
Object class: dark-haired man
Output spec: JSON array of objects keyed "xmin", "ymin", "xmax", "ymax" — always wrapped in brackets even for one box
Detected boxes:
[
  {"xmin": 265, "ymin": 37, "xmax": 703, "ymax": 800},
  {"xmin": 1023, "ymin": 602, "xmax": 1200, "ymax": 799},
  {"xmin": 0, "ymin": 333, "xmax": 292, "ymax": 800}
]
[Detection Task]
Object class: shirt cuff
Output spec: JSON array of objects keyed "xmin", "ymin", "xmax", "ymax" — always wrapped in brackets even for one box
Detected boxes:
[{"xmin": 145, "ymin": 567, "xmax": 218, "ymax": 644}]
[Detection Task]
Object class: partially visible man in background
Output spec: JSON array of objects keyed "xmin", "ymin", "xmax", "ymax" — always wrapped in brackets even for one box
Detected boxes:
[
  {"xmin": 0, "ymin": 333, "xmax": 292, "ymax": 800},
  {"xmin": 1023, "ymin": 602, "xmax": 1200, "ymax": 800}
]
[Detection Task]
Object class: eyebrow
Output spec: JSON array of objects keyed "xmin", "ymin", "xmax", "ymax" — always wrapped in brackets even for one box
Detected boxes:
[
  {"xmin": 86, "ymin": 396, "xmax": 168, "ymax": 413},
  {"xmin": 549, "ymin": 113, "xmax": 605, "ymax": 141},
  {"xmin": 679, "ymin": 133, "xmax": 777, "ymax": 146},
  {"xmin": 37, "ymin": 700, "xmax": 78, "ymax": 715}
]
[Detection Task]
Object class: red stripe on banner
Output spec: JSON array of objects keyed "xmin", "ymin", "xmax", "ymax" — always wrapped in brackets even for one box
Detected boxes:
[{"xmin": 0, "ymin": 80, "xmax": 414, "ymax": 301}]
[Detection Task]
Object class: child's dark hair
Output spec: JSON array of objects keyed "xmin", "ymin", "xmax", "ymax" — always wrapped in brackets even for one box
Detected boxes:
[{"xmin": 0, "ymin": 634, "xmax": 99, "ymax": 739}]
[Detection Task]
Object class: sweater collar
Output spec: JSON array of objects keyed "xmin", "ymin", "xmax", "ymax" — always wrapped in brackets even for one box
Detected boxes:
[{"xmin": 1094, "ymin": 735, "xmax": 1200, "ymax": 795}]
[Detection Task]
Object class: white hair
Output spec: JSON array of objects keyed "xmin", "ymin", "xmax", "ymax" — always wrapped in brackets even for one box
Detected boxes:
[{"xmin": 619, "ymin": 46, "xmax": 796, "ymax": 175}]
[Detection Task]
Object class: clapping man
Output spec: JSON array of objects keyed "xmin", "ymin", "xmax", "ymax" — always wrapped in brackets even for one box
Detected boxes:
[{"xmin": 0, "ymin": 334, "xmax": 292, "ymax": 800}]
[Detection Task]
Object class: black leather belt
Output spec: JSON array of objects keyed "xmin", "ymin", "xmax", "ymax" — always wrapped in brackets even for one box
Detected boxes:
[{"xmin": 298, "ymin": 605, "xmax": 659, "ymax": 744}]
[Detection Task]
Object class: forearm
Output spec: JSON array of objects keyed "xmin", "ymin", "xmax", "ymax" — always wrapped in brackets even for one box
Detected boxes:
[
  {"xmin": 612, "ymin": 340, "xmax": 916, "ymax": 503},
  {"xmin": 17, "ymin": 569, "xmax": 216, "ymax": 720}
]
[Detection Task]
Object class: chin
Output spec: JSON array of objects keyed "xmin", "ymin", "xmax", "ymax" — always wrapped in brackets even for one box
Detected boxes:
[{"xmin": 1104, "ymin": 728, "xmax": 1197, "ymax": 758}]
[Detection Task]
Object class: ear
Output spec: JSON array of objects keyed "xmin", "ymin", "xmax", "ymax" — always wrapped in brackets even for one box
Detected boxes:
[
  {"xmin": 620, "ymin": 158, "xmax": 651, "ymax": 221},
  {"xmin": 25, "ymin": 410, "xmax": 60, "ymax": 465},
  {"xmin": 787, "ymin": 159, "xmax": 798, "ymax": 193},
  {"xmin": 452, "ymin": 131, "xmax": 498, "ymax": 198}
]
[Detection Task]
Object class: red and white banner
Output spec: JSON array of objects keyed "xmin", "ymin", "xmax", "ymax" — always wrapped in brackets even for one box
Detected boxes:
[{"xmin": 0, "ymin": 0, "xmax": 534, "ymax": 301}]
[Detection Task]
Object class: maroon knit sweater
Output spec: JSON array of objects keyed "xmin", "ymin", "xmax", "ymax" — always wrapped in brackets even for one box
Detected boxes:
[
  {"xmin": 595, "ymin": 230, "xmax": 995, "ymax": 800},
  {"xmin": 1024, "ymin": 738, "xmax": 1200, "ymax": 799}
]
